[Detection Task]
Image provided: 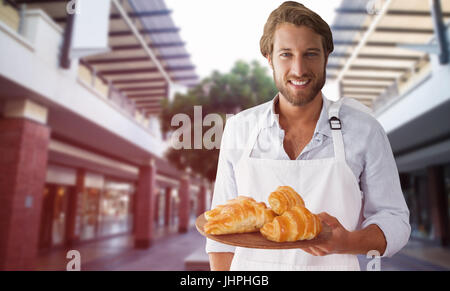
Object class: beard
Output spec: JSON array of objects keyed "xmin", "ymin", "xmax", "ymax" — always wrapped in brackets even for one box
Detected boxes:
[{"xmin": 273, "ymin": 67, "xmax": 326, "ymax": 106}]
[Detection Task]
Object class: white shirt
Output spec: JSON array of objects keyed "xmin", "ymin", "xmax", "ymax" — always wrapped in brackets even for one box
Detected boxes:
[{"xmin": 206, "ymin": 94, "xmax": 411, "ymax": 258}]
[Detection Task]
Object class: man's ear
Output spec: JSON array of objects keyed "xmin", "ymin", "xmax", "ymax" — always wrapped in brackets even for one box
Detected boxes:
[{"xmin": 267, "ymin": 54, "xmax": 273, "ymax": 69}]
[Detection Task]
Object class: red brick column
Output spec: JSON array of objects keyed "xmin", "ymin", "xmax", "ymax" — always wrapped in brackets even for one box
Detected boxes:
[
  {"xmin": 196, "ymin": 180, "xmax": 207, "ymax": 217},
  {"xmin": 134, "ymin": 160, "xmax": 156, "ymax": 248},
  {"xmin": 164, "ymin": 187, "xmax": 172, "ymax": 227},
  {"xmin": 0, "ymin": 118, "xmax": 50, "ymax": 270},
  {"xmin": 178, "ymin": 173, "xmax": 191, "ymax": 233}
]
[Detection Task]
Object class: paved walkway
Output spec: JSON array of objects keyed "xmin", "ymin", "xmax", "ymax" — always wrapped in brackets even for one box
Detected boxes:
[
  {"xmin": 36, "ymin": 223, "xmax": 205, "ymax": 271},
  {"xmin": 358, "ymin": 239, "xmax": 450, "ymax": 271},
  {"xmin": 378, "ymin": 239, "xmax": 450, "ymax": 271},
  {"xmin": 36, "ymin": 224, "xmax": 450, "ymax": 271}
]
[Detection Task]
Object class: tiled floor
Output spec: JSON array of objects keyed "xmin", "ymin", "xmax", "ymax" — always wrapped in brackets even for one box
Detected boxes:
[{"xmin": 36, "ymin": 223, "xmax": 450, "ymax": 271}]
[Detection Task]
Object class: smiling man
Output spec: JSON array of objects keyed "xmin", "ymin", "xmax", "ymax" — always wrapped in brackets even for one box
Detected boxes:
[
  {"xmin": 206, "ymin": 1, "xmax": 411, "ymax": 271},
  {"xmin": 269, "ymin": 23, "xmax": 329, "ymax": 160}
]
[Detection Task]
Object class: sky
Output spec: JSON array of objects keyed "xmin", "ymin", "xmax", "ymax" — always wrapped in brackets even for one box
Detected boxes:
[{"xmin": 165, "ymin": 0, "xmax": 342, "ymax": 79}]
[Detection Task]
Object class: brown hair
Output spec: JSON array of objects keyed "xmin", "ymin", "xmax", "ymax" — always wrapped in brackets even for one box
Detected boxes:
[{"xmin": 260, "ymin": 1, "xmax": 334, "ymax": 58}]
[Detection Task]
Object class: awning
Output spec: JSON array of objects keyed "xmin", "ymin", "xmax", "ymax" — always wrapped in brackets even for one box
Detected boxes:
[
  {"xmin": 327, "ymin": 0, "xmax": 450, "ymax": 110},
  {"xmin": 14, "ymin": 0, "xmax": 199, "ymax": 116}
]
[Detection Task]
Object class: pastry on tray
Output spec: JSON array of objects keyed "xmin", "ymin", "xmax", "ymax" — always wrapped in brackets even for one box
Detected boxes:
[
  {"xmin": 262, "ymin": 186, "xmax": 322, "ymax": 242},
  {"xmin": 203, "ymin": 187, "xmax": 322, "ymax": 243},
  {"xmin": 268, "ymin": 186, "xmax": 305, "ymax": 215},
  {"xmin": 204, "ymin": 196, "xmax": 276, "ymax": 235},
  {"xmin": 260, "ymin": 205, "xmax": 322, "ymax": 242}
]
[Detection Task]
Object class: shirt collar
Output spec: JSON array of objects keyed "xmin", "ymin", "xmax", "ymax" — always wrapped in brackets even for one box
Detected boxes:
[{"xmin": 264, "ymin": 93, "xmax": 332, "ymax": 138}]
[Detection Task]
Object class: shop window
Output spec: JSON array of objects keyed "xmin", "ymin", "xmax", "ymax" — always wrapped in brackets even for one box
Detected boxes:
[
  {"xmin": 80, "ymin": 188, "xmax": 101, "ymax": 241},
  {"xmin": 97, "ymin": 181, "xmax": 134, "ymax": 237},
  {"xmin": 52, "ymin": 186, "xmax": 68, "ymax": 245},
  {"xmin": 39, "ymin": 185, "xmax": 70, "ymax": 249},
  {"xmin": 406, "ymin": 170, "xmax": 433, "ymax": 240},
  {"xmin": 444, "ymin": 165, "xmax": 450, "ymax": 237},
  {"xmin": 40, "ymin": 178, "xmax": 135, "ymax": 246}
]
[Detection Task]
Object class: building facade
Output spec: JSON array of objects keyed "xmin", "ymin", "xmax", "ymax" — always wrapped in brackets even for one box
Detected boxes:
[
  {"xmin": 328, "ymin": 0, "xmax": 450, "ymax": 247},
  {"xmin": 0, "ymin": 0, "xmax": 208, "ymax": 270}
]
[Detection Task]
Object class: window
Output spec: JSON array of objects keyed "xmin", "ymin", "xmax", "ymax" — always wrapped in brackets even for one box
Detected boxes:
[{"xmin": 97, "ymin": 181, "xmax": 134, "ymax": 237}]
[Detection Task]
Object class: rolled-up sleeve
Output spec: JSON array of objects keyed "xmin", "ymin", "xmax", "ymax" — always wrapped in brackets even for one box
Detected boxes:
[
  {"xmin": 205, "ymin": 116, "xmax": 238, "ymax": 254},
  {"xmin": 359, "ymin": 121, "xmax": 411, "ymax": 258}
]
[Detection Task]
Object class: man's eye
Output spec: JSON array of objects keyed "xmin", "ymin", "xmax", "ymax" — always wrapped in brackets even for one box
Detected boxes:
[
  {"xmin": 306, "ymin": 53, "xmax": 318, "ymax": 57},
  {"xmin": 280, "ymin": 53, "xmax": 291, "ymax": 57}
]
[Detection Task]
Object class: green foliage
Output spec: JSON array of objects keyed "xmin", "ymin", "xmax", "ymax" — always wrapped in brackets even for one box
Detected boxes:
[{"xmin": 159, "ymin": 60, "xmax": 277, "ymax": 182}]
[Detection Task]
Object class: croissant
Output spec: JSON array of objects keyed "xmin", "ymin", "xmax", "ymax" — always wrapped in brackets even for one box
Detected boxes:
[
  {"xmin": 260, "ymin": 205, "xmax": 322, "ymax": 242},
  {"xmin": 204, "ymin": 196, "xmax": 276, "ymax": 235},
  {"xmin": 268, "ymin": 186, "xmax": 305, "ymax": 215},
  {"xmin": 204, "ymin": 196, "xmax": 249, "ymax": 221}
]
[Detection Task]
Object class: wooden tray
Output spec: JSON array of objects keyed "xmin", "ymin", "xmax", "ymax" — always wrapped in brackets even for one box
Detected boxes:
[{"xmin": 196, "ymin": 214, "xmax": 332, "ymax": 249}]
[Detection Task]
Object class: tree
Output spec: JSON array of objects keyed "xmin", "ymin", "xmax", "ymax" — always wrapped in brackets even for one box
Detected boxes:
[{"xmin": 159, "ymin": 60, "xmax": 277, "ymax": 182}]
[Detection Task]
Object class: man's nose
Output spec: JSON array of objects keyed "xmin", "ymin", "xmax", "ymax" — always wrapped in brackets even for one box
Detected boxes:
[{"xmin": 291, "ymin": 57, "xmax": 308, "ymax": 77}]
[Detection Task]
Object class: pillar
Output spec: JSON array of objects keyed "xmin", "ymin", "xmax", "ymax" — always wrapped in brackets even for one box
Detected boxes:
[
  {"xmin": 399, "ymin": 173, "xmax": 410, "ymax": 190},
  {"xmin": 427, "ymin": 166, "xmax": 449, "ymax": 246},
  {"xmin": 154, "ymin": 189, "xmax": 159, "ymax": 224},
  {"xmin": 66, "ymin": 169, "xmax": 84, "ymax": 246},
  {"xmin": 134, "ymin": 159, "xmax": 156, "ymax": 248},
  {"xmin": 0, "ymin": 99, "xmax": 50, "ymax": 270},
  {"xmin": 196, "ymin": 180, "xmax": 207, "ymax": 217},
  {"xmin": 178, "ymin": 172, "xmax": 191, "ymax": 233},
  {"xmin": 414, "ymin": 176, "xmax": 424, "ymax": 229},
  {"xmin": 164, "ymin": 187, "xmax": 172, "ymax": 227}
]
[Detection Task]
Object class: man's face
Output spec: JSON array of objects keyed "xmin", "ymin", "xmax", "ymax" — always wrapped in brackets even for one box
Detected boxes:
[{"xmin": 268, "ymin": 23, "xmax": 328, "ymax": 106}]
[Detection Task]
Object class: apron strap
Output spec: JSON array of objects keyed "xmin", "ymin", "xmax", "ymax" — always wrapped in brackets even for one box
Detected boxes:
[
  {"xmin": 327, "ymin": 98, "xmax": 346, "ymax": 163},
  {"xmin": 244, "ymin": 97, "xmax": 348, "ymax": 162}
]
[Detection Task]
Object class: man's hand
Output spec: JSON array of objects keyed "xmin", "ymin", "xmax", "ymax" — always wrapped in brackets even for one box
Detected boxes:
[{"xmin": 302, "ymin": 212, "xmax": 387, "ymax": 257}]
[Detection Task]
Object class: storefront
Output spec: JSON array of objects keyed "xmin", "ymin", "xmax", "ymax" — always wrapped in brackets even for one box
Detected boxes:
[
  {"xmin": 403, "ymin": 169, "xmax": 433, "ymax": 240},
  {"xmin": 446, "ymin": 164, "xmax": 450, "ymax": 223},
  {"xmin": 39, "ymin": 165, "xmax": 135, "ymax": 250},
  {"xmin": 39, "ymin": 184, "xmax": 73, "ymax": 249},
  {"xmin": 97, "ymin": 180, "xmax": 134, "ymax": 237},
  {"xmin": 400, "ymin": 163, "xmax": 450, "ymax": 245}
]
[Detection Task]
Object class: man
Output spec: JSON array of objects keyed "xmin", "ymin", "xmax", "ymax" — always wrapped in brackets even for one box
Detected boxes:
[{"xmin": 206, "ymin": 1, "xmax": 410, "ymax": 271}]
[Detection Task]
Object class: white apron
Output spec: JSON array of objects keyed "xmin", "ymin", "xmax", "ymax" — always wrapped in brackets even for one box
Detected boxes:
[{"xmin": 230, "ymin": 97, "xmax": 364, "ymax": 271}]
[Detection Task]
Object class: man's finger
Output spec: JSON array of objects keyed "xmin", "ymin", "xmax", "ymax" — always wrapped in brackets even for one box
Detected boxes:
[
  {"xmin": 308, "ymin": 247, "xmax": 326, "ymax": 256},
  {"xmin": 313, "ymin": 244, "xmax": 331, "ymax": 255},
  {"xmin": 301, "ymin": 247, "xmax": 316, "ymax": 256},
  {"xmin": 317, "ymin": 212, "xmax": 339, "ymax": 227}
]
